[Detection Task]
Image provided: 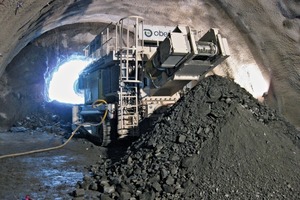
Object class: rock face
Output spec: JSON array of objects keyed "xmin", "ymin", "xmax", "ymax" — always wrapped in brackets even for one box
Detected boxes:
[
  {"xmin": 78, "ymin": 75, "xmax": 300, "ymax": 199},
  {"xmin": 0, "ymin": 23, "xmax": 103, "ymax": 130},
  {"xmin": 1, "ymin": 0, "xmax": 300, "ymax": 130}
]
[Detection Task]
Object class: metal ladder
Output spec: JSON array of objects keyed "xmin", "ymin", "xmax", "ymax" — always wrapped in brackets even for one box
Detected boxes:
[{"xmin": 117, "ymin": 16, "xmax": 144, "ymax": 137}]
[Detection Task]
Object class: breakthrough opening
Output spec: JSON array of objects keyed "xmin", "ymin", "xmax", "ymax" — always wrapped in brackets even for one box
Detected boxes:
[{"xmin": 44, "ymin": 56, "xmax": 92, "ymax": 104}]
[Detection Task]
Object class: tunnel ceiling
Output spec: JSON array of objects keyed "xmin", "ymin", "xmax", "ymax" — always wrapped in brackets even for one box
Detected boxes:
[{"xmin": 0, "ymin": 0, "xmax": 299, "ymax": 130}]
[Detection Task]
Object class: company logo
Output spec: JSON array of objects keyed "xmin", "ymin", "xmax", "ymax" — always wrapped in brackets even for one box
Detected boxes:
[
  {"xmin": 144, "ymin": 29, "xmax": 169, "ymax": 38},
  {"xmin": 144, "ymin": 29, "xmax": 153, "ymax": 37}
]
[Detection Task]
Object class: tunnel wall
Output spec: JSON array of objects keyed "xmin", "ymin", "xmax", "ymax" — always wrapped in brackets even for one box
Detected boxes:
[
  {"xmin": 0, "ymin": 0, "xmax": 299, "ymax": 130},
  {"xmin": 0, "ymin": 22, "xmax": 106, "ymax": 130}
]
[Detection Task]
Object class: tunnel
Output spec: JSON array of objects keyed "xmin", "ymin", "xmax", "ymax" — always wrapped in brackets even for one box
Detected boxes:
[
  {"xmin": 0, "ymin": 0, "xmax": 299, "ymax": 131},
  {"xmin": 0, "ymin": 0, "xmax": 300, "ymax": 199}
]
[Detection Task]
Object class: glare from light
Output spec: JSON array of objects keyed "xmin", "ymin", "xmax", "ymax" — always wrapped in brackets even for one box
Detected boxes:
[
  {"xmin": 234, "ymin": 64, "xmax": 270, "ymax": 99},
  {"xmin": 46, "ymin": 57, "xmax": 92, "ymax": 104}
]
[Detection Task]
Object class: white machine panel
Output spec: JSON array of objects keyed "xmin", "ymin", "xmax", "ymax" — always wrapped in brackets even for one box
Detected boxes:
[{"xmin": 139, "ymin": 25, "xmax": 175, "ymax": 42}]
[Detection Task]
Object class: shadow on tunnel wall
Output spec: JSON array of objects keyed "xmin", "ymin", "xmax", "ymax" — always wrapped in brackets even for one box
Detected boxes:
[
  {"xmin": 15, "ymin": 0, "xmax": 94, "ymax": 55},
  {"xmin": 59, "ymin": 0, "xmax": 93, "ymax": 23}
]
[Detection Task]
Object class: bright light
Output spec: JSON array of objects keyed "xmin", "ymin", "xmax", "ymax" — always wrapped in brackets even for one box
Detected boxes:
[
  {"xmin": 234, "ymin": 64, "xmax": 270, "ymax": 100},
  {"xmin": 45, "ymin": 56, "xmax": 92, "ymax": 104}
]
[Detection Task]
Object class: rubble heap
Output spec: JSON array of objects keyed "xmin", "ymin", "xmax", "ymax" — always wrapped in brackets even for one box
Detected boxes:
[
  {"xmin": 77, "ymin": 75, "xmax": 300, "ymax": 199},
  {"xmin": 8, "ymin": 104, "xmax": 72, "ymax": 136}
]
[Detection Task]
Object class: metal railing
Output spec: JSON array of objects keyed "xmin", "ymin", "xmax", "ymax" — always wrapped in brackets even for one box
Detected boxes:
[
  {"xmin": 83, "ymin": 22, "xmax": 117, "ymax": 60},
  {"xmin": 117, "ymin": 16, "xmax": 144, "ymax": 136}
]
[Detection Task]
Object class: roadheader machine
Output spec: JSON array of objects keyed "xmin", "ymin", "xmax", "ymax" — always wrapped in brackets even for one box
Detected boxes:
[{"xmin": 72, "ymin": 16, "xmax": 230, "ymax": 146}]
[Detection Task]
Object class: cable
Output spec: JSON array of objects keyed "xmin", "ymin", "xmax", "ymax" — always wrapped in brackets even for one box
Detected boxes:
[
  {"xmin": 0, "ymin": 125, "xmax": 81, "ymax": 159},
  {"xmin": 74, "ymin": 99, "xmax": 108, "ymax": 127},
  {"xmin": 0, "ymin": 99, "xmax": 108, "ymax": 160}
]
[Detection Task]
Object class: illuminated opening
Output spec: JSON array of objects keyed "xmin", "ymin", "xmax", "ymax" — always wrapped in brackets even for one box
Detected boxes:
[
  {"xmin": 45, "ymin": 56, "xmax": 92, "ymax": 104},
  {"xmin": 234, "ymin": 64, "xmax": 270, "ymax": 100}
]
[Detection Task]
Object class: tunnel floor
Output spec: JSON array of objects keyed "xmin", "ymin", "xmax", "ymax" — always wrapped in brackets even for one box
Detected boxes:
[{"xmin": 0, "ymin": 131, "xmax": 112, "ymax": 199}]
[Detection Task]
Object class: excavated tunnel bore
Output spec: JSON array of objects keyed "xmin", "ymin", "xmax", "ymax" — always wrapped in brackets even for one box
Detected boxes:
[
  {"xmin": 0, "ymin": 0, "xmax": 300, "ymax": 199},
  {"xmin": 0, "ymin": 22, "xmax": 109, "ymax": 130}
]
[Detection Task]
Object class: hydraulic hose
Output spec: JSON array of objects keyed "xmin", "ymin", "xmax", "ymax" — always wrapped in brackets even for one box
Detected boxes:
[
  {"xmin": 0, "ymin": 99, "xmax": 108, "ymax": 159},
  {"xmin": 0, "ymin": 125, "xmax": 82, "ymax": 159},
  {"xmin": 74, "ymin": 99, "xmax": 108, "ymax": 127}
]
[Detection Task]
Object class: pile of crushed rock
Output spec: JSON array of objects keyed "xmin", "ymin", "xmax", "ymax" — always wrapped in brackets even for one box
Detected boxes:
[
  {"xmin": 74, "ymin": 75, "xmax": 300, "ymax": 199},
  {"xmin": 8, "ymin": 103, "xmax": 73, "ymax": 136}
]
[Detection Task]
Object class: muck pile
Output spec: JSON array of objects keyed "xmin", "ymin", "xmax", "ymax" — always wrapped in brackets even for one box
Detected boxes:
[{"xmin": 75, "ymin": 75, "xmax": 300, "ymax": 199}]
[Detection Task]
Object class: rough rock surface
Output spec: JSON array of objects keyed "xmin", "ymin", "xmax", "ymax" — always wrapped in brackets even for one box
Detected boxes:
[
  {"xmin": 8, "ymin": 103, "xmax": 73, "ymax": 137},
  {"xmin": 78, "ymin": 75, "xmax": 300, "ymax": 199},
  {"xmin": 1, "ymin": 0, "xmax": 300, "ymax": 131}
]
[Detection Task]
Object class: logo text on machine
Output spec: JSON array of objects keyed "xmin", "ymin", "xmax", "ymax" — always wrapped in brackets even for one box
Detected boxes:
[
  {"xmin": 144, "ymin": 29, "xmax": 169, "ymax": 38},
  {"xmin": 139, "ymin": 25, "xmax": 174, "ymax": 42}
]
